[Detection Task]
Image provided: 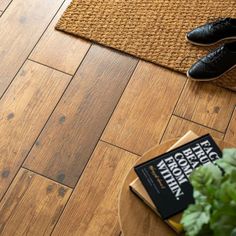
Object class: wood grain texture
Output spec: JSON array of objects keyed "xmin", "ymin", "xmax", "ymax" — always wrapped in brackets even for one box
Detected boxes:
[
  {"xmin": 24, "ymin": 45, "xmax": 138, "ymax": 187},
  {"xmin": 0, "ymin": 60, "xmax": 70, "ymax": 200},
  {"xmin": 174, "ymin": 80, "xmax": 236, "ymax": 133},
  {"xmin": 30, "ymin": 0, "xmax": 91, "ymax": 75},
  {"xmin": 224, "ymin": 108, "xmax": 236, "ymax": 145},
  {"xmin": 52, "ymin": 141, "xmax": 138, "ymax": 236},
  {"xmin": 102, "ymin": 61, "xmax": 186, "ymax": 155},
  {"xmin": 161, "ymin": 115, "xmax": 224, "ymax": 143},
  {"xmin": 0, "ymin": 0, "xmax": 64, "ymax": 96},
  {"xmin": 0, "ymin": 0, "xmax": 11, "ymax": 11},
  {"xmin": 0, "ymin": 168, "xmax": 72, "ymax": 236}
]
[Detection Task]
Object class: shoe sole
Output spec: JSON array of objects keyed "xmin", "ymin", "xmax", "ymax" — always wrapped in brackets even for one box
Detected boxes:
[
  {"xmin": 186, "ymin": 63, "xmax": 236, "ymax": 81},
  {"xmin": 185, "ymin": 35, "xmax": 236, "ymax": 46}
]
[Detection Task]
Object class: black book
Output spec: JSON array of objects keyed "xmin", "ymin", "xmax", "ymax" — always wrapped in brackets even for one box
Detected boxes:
[{"xmin": 134, "ymin": 134, "xmax": 222, "ymax": 220}]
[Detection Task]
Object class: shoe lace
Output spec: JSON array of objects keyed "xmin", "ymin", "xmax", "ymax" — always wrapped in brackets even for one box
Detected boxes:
[
  {"xmin": 202, "ymin": 46, "xmax": 225, "ymax": 65},
  {"xmin": 211, "ymin": 18, "xmax": 231, "ymax": 31}
]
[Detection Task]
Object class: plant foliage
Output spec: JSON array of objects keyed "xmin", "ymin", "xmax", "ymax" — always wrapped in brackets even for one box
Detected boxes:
[{"xmin": 181, "ymin": 149, "xmax": 236, "ymax": 236}]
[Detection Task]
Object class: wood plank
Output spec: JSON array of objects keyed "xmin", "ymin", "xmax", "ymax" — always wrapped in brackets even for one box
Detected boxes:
[
  {"xmin": 0, "ymin": 168, "xmax": 72, "ymax": 235},
  {"xmin": 224, "ymin": 108, "xmax": 236, "ymax": 145},
  {"xmin": 0, "ymin": 0, "xmax": 64, "ymax": 97},
  {"xmin": 24, "ymin": 45, "xmax": 138, "ymax": 187},
  {"xmin": 102, "ymin": 62, "xmax": 186, "ymax": 155},
  {"xmin": 161, "ymin": 115, "xmax": 224, "ymax": 143},
  {"xmin": 51, "ymin": 141, "xmax": 138, "ymax": 236},
  {"xmin": 0, "ymin": 0, "xmax": 11, "ymax": 11},
  {"xmin": 30, "ymin": 0, "xmax": 91, "ymax": 75},
  {"xmin": 174, "ymin": 80, "xmax": 236, "ymax": 133},
  {"xmin": 0, "ymin": 60, "xmax": 70, "ymax": 200}
]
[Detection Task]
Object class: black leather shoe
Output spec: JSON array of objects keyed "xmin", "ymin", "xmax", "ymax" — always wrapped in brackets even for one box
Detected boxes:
[
  {"xmin": 187, "ymin": 18, "xmax": 236, "ymax": 46},
  {"xmin": 187, "ymin": 42, "xmax": 236, "ymax": 81}
]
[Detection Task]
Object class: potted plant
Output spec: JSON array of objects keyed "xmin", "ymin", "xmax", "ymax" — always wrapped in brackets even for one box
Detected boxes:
[{"xmin": 181, "ymin": 149, "xmax": 236, "ymax": 236}]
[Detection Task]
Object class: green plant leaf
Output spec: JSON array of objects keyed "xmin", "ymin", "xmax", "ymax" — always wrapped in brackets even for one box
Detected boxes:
[
  {"xmin": 181, "ymin": 204, "xmax": 211, "ymax": 236},
  {"xmin": 181, "ymin": 148, "xmax": 236, "ymax": 236},
  {"xmin": 216, "ymin": 149, "xmax": 236, "ymax": 174},
  {"xmin": 211, "ymin": 214, "xmax": 236, "ymax": 236},
  {"xmin": 210, "ymin": 178, "xmax": 236, "ymax": 236},
  {"xmin": 231, "ymin": 228, "xmax": 236, "ymax": 236},
  {"xmin": 190, "ymin": 163, "xmax": 222, "ymax": 199}
]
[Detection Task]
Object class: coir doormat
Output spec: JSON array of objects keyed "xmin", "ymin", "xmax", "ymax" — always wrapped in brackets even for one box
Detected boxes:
[{"xmin": 56, "ymin": 0, "xmax": 236, "ymax": 89}]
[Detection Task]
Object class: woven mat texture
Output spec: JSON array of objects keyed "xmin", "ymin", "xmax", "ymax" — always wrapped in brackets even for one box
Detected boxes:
[{"xmin": 56, "ymin": 0, "xmax": 236, "ymax": 88}]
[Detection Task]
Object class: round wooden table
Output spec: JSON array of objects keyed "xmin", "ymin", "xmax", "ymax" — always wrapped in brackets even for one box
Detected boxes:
[{"xmin": 118, "ymin": 139, "xmax": 233, "ymax": 236}]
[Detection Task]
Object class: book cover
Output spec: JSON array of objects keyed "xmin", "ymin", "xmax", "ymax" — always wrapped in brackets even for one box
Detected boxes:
[
  {"xmin": 134, "ymin": 134, "xmax": 222, "ymax": 220},
  {"xmin": 130, "ymin": 179, "xmax": 183, "ymax": 233},
  {"xmin": 129, "ymin": 131, "xmax": 199, "ymax": 233}
]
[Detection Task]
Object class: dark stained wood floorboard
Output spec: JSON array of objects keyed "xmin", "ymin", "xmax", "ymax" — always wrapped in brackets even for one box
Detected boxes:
[
  {"xmin": 0, "ymin": 0, "xmax": 235, "ymax": 234},
  {"xmin": 161, "ymin": 115, "xmax": 224, "ymax": 143},
  {"xmin": 0, "ymin": 168, "xmax": 72, "ymax": 235},
  {"xmin": 29, "ymin": 0, "xmax": 91, "ymax": 75},
  {"xmin": 24, "ymin": 45, "xmax": 138, "ymax": 187},
  {"xmin": 0, "ymin": 60, "xmax": 70, "ymax": 200},
  {"xmin": 52, "ymin": 141, "xmax": 138, "ymax": 236},
  {"xmin": 0, "ymin": 0, "xmax": 65, "ymax": 97},
  {"xmin": 224, "ymin": 108, "xmax": 236, "ymax": 145},
  {"xmin": 174, "ymin": 80, "xmax": 236, "ymax": 133},
  {"xmin": 102, "ymin": 61, "xmax": 186, "ymax": 155}
]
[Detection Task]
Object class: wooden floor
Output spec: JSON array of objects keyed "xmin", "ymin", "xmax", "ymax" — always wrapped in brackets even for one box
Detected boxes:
[{"xmin": 0, "ymin": 0, "xmax": 235, "ymax": 235}]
